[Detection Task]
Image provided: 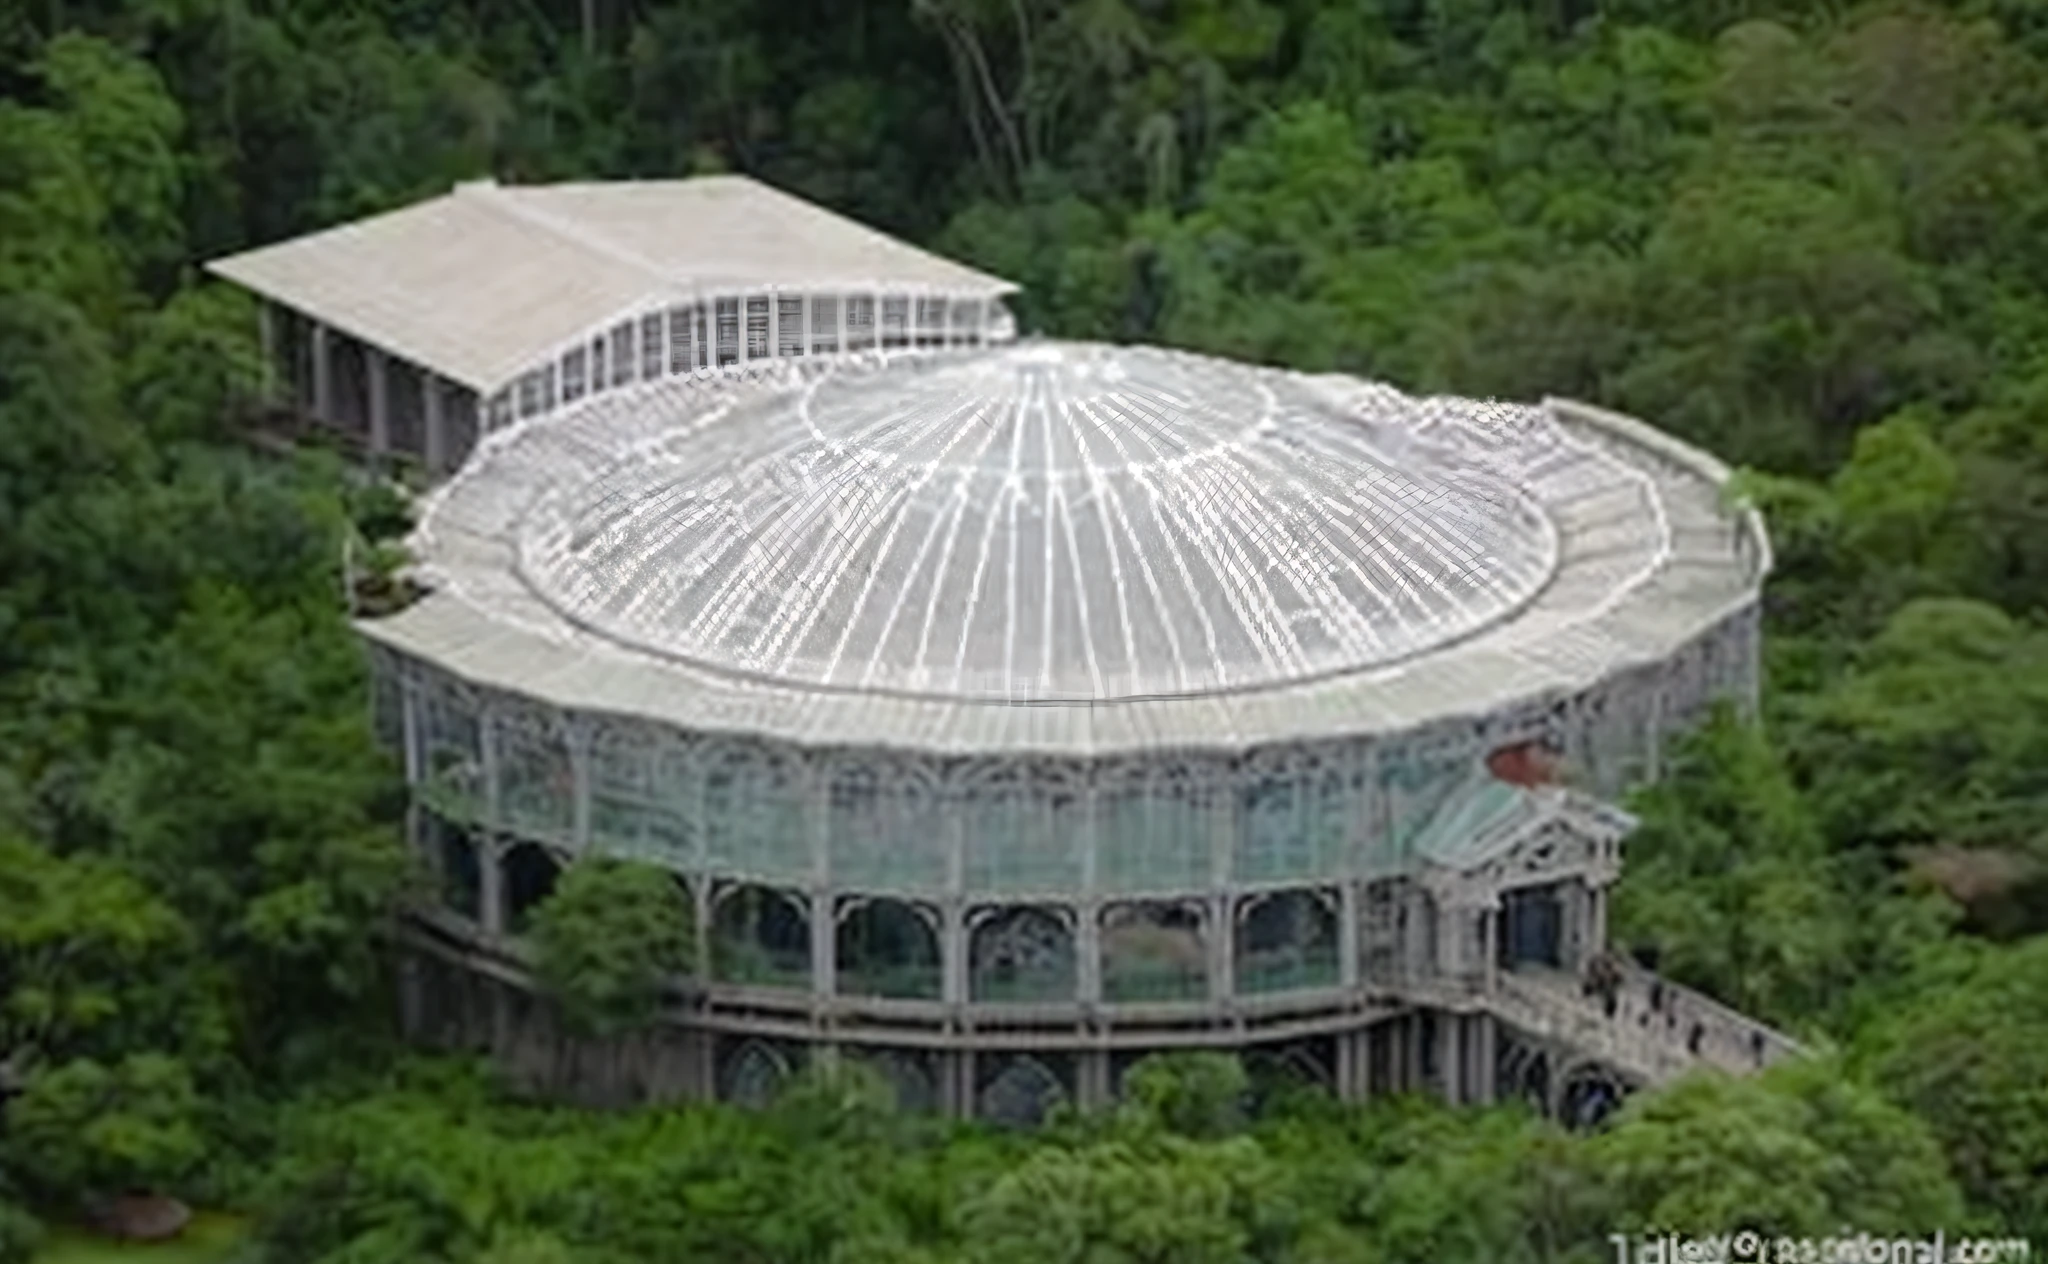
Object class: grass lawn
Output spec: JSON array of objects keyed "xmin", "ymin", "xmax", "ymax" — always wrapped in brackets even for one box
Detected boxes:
[{"xmin": 31, "ymin": 1211, "xmax": 250, "ymax": 1264}]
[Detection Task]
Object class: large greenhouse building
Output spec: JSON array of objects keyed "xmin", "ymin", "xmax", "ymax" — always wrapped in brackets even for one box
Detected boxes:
[{"xmin": 211, "ymin": 175, "xmax": 1798, "ymax": 1127}]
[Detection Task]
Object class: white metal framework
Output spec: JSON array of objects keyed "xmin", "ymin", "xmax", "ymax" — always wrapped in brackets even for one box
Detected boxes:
[
  {"xmin": 372, "ymin": 341, "xmax": 1789, "ymax": 1124},
  {"xmin": 515, "ymin": 342, "xmax": 1560, "ymax": 701}
]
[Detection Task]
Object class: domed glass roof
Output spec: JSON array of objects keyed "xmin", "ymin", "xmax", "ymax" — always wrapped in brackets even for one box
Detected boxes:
[{"xmin": 514, "ymin": 342, "xmax": 1560, "ymax": 702}]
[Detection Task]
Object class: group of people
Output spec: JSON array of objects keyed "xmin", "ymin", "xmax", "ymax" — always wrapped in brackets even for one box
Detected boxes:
[{"xmin": 1580, "ymin": 950, "xmax": 1625, "ymax": 1017}]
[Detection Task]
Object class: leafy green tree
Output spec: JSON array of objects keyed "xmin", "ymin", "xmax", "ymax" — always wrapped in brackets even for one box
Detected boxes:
[
  {"xmin": 958, "ymin": 1131, "xmax": 1294, "ymax": 1264},
  {"xmin": 1611, "ymin": 709, "xmax": 1855, "ymax": 1029},
  {"xmin": 1118, "ymin": 1052, "xmax": 1248, "ymax": 1140},
  {"xmin": 529, "ymin": 858, "xmax": 694, "ymax": 1038},
  {"xmin": 0, "ymin": 836, "xmax": 215, "ymax": 1071},
  {"xmin": 123, "ymin": 284, "xmax": 268, "ymax": 443},
  {"xmin": 33, "ymin": 33, "xmax": 188, "ymax": 281},
  {"xmin": 1583, "ymin": 1057, "xmax": 1968, "ymax": 1240},
  {"xmin": 1860, "ymin": 935, "xmax": 2048, "ymax": 1241},
  {"xmin": 1792, "ymin": 600, "xmax": 2048, "ymax": 869},
  {"xmin": 3, "ymin": 1055, "xmax": 206, "ymax": 1199}
]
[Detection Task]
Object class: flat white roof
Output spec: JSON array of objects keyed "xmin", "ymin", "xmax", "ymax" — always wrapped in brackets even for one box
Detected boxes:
[{"xmin": 206, "ymin": 176, "xmax": 1019, "ymax": 392}]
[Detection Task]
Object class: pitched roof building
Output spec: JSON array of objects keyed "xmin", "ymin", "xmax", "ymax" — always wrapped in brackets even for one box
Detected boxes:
[{"xmin": 210, "ymin": 175, "xmax": 1020, "ymax": 474}]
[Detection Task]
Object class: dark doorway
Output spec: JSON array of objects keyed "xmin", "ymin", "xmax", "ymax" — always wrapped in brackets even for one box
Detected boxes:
[{"xmin": 1498, "ymin": 884, "xmax": 1563, "ymax": 969}]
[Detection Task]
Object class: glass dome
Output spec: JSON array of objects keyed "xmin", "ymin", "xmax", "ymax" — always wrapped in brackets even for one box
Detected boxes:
[{"xmin": 513, "ymin": 342, "xmax": 1561, "ymax": 703}]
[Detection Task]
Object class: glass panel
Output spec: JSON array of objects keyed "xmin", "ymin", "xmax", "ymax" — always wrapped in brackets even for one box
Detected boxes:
[
  {"xmin": 561, "ymin": 347, "xmax": 587, "ymax": 401},
  {"xmin": 641, "ymin": 315, "xmax": 665, "ymax": 380},
  {"xmin": 609, "ymin": 323, "xmax": 635, "ymax": 386}
]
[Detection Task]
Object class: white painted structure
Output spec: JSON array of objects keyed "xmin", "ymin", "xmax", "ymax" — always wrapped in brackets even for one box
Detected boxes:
[
  {"xmin": 207, "ymin": 176, "xmax": 1019, "ymax": 475},
  {"xmin": 371, "ymin": 342, "xmax": 1796, "ymax": 1124},
  {"xmin": 216, "ymin": 178, "xmax": 1795, "ymax": 1123}
]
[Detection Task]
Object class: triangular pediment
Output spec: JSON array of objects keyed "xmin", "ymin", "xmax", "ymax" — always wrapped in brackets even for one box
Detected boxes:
[{"xmin": 1415, "ymin": 776, "xmax": 1632, "ymax": 900}]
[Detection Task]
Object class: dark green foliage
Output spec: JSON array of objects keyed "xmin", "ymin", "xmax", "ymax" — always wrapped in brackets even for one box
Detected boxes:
[
  {"xmin": 529, "ymin": 858, "xmax": 694, "ymax": 1038},
  {"xmin": 0, "ymin": 1201, "xmax": 40, "ymax": 1264},
  {"xmin": 5, "ymin": 0, "xmax": 2048, "ymax": 1257},
  {"xmin": 1861, "ymin": 937, "xmax": 2048, "ymax": 1243},
  {"xmin": 1119, "ymin": 1052, "xmax": 1250, "ymax": 1140}
]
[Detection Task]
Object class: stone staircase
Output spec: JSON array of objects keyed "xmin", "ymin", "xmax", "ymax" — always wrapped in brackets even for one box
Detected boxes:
[{"xmin": 1490, "ymin": 963, "xmax": 1800, "ymax": 1088}]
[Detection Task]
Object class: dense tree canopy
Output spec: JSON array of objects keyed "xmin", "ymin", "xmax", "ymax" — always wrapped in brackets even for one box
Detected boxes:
[{"xmin": 3, "ymin": 0, "xmax": 2048, "ymax": 1260}]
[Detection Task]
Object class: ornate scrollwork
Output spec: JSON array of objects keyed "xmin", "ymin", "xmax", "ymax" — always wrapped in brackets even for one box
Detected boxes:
[
  {"xmin": 720, "ymin": 1039, "xmax": 794, "ymax": 1108},
  {"xmin": 977, "ymin": 1055, "xmax": 1065, "ymax": 1127},
  {"xmin": 710, "ymin": 883, "xmax": 812, "ymax": 989},
  {"xmin": 699, "ymin": 737, "xmax": 810, "ymax": 881},
  {"xmin": 968, "ymin": 904, "xmax": 1077, "ymax": 1003},
  {"xmin": 834, "ymin": 896, "xmax": 942, "ymax": 1000},
  {"xmin": 1234, "ymin": 888, "xmax": 1340, "ymax": 994}
]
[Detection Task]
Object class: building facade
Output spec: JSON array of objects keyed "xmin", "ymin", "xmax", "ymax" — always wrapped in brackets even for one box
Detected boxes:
[{"xmin": 215, "ymin": 180, "xmax": 1798, "ymax": 1128}]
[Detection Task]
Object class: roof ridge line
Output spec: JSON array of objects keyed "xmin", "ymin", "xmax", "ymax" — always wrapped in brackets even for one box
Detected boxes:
[{"xmin": 458, "ymin": 180, "xmax": 678, "ymax": 287}]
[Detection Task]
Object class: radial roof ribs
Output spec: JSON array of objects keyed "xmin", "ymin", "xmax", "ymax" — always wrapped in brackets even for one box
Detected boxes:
[
  {"xmin": 204, "ymin": 176, "xmax": 1020, "ymax": 393},
  {"xmin": 517, "ymin": 343, "xmax": 1562, "ymax": 703},
  {"xmin": 373, "ymin": 343, "xmax": 1771, "ymax": 755}
]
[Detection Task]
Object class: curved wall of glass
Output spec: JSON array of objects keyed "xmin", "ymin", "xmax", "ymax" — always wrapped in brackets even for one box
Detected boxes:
[
  {"xmin": 481, "ymin": 291, "xmax": 1017, "ymax": 433},
  {"xmin": 381, "ymin": 600, "xmax": 1758, "ymax": 1008}
]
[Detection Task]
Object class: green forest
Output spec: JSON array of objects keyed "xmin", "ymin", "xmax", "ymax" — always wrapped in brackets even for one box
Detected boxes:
[{"xmin": 4, "ymin": 0, "xmax": 2048, "ymax": 1260}]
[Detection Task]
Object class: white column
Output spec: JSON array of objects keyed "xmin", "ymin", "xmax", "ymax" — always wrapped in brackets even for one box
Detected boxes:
[
  {"xmin": 1434, "ymin": 899, "xmax": 1462, "ymax": 982},
  {"xmin": 1077, "ymin": 903, "xmax": 1102, "ymax": 1004},
  {"xmin": 310, "ymin": 322, "xmax": 333, "ymax": 422},
  {"xmin": 942, "ymin": 903, "xmax": 968, "ymax": 1005},
  {"xmin": 811, "ymin": 891, "xmax": 835, "ymax": 1000},
  {"xmin": 1211, "ymin": 895, "xmax": 1234, "ymax": 1003},
  {"xmin": 801, "ymin": 293, "xmax": 813, "ymax": 358},
  {"xmin": 398, "ymin": 679, "xmax": 422, "ymax": 782},
  {"xmin": 873, "ymin": 291, "xmax": 886, "ymax": 350},
  {"xmin": 423, "ymin": 373, "xmax": 447, "ymax": 474},
  {"xmin": 741, "ymin": 295, "xmax": 754, "ymax": 367},
  {"xmin": 480, "ymin": 711, "xmax": 502, "ymax": 829},
  {"xmin": 836, "ymin": 293, "xmax": 847, "ymax": 354},
  {"xmin": 1339, "ymin": 882, "xmax": 1360, "ymax": 989},
  {"xmin": 768, "ymin": 289, "xmax": 782, "ymax": 360},
  {"xmin": 366, "ymin": 347, "xmax": 390, "ymax": 455},
  {"xmin": 810, "ymin": 770, "xmax": 833, "ymax": 1000},
  {"xmin": 946, "ymin": 788, "xmax": 968, "ymax": 1005}
]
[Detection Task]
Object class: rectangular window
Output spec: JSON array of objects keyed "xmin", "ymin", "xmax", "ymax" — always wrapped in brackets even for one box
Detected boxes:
[
  {"xmin": 777, "ymin": 297, "xmax": 804, "ymax": 356},
  {"xmin": 516, "ymin": 372, "xmax": 541, "ymax": 419},
  {"xmin": 715, "ymin": 299, "xmax": 740, "ymax": 365},
  {"xmin": 541, "ymin": 364, "xmax": 558, "ymax": 411},
  {"xmin": 667, "ymin": 306, "xmax": 693, "ymax": 374},
  {"xmin": 811, "ymin": 295, "xmax": 839, "ymax": 354},
  {"xmin": 952, "ymin": 299, "xmax": 983, "ymax": 343},
  {"xmin": 641, "ymin": 315, "xmax": 665, "ymax": 380},
  {"xmin": 486, "ymin": 390, "xmax": 513, "ymax": 431},
  {"xmin": 881, "ymin": 297, "xmax": 909, "ymax": 346},
  {"xmin": 745, "ymin": 297, "xmax": 770, "ymax": 360},
  {"xmin": 562, "ymin": 347, "xmax": 587, "ymax": 401},
  {"xmin": 590, "ymin": 337, "xmax": 608, "ymax": 391},
  {"xmin": 609, "ymin": 323, "xmax": 635, "ymax": 386}
]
